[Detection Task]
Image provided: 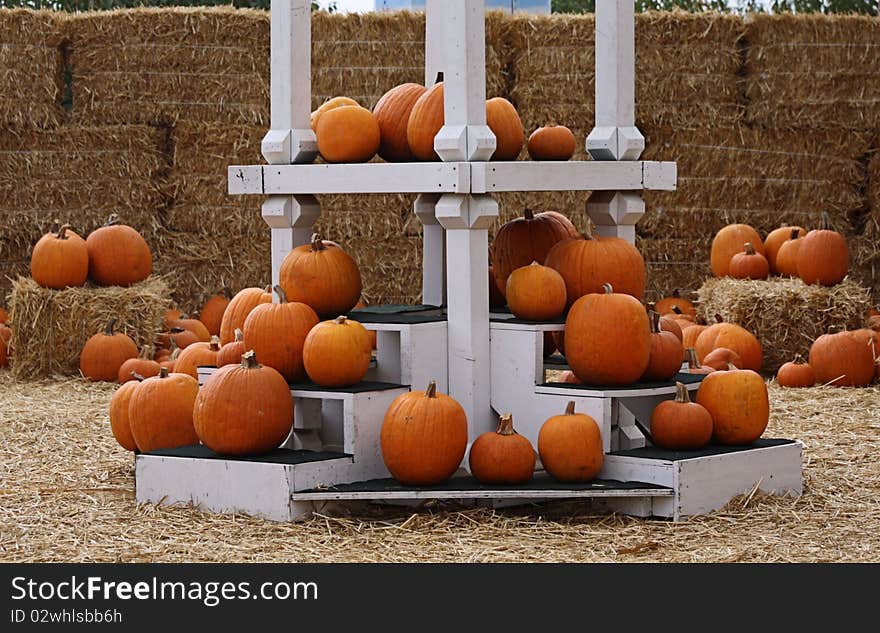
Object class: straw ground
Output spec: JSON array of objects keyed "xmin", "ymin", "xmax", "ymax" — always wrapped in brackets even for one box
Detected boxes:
[{"xmin": 1, "ymin": 372, "xmax": 878, "ymax": 563}]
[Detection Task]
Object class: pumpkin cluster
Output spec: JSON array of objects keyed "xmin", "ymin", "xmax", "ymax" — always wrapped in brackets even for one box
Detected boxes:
[{"xmin": 774, "ymin": 324, "xmax": 879, "ymax": 388}]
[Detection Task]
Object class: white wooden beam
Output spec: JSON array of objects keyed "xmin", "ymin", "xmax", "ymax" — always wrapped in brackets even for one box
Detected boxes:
[
  {"xmin": 471, "ymin": 161, "xmax": 676, "ymax": 193},
  {"xmin": 262, "ymin": 194, "xmax": 320, "ymax": 287},
  {"xmin": 414, "ymin": 193, "xmax": 446, "ymax": 307}
]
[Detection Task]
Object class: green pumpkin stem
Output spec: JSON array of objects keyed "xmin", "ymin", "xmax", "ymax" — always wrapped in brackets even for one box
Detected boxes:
[
  {"xmin": 425, "ymin": 380, "xmax": 437, "ymax": 398},
  {"xmin": 273, "ymin": 285, "xmax": 288, "ymax": 304},
  {"xmin": 496, "ymin": 413, "xmax": 516, "ymax": 436},
  {"xmin": 241, "ymin": 350, "xmax": 259, "ymax": 369},
  {"xmin": 105, "ymin": 318, "xmax": 117, "ymax": 336},
  {"xmin": 564, "ymin": 401, "xmax": 575, "ymax": 415},
  {"xmin": 674, "ymin": 382, "xmax": 690, "ymax": 403}
]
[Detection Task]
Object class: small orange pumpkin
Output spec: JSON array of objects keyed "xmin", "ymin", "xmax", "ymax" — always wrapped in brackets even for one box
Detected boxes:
[
  {"xmin": 696, "ymin": 364, "xmax": 769, "ymax": 445},
  {"xmin": 174, "ymin": 336, "xmax": 222, "ymax": 379},
  {"xmin": 486, "ymin": 97, "xmax": 524, "ymax": 161},
  {"xmin": 303, "ymin": 316, "xmax": 372, "ymax": 387},
  {"xmin": 505, "ymin": 262, "xmax": 567, "ymax": 321},
  {"xmin": 199, "ymin": 287, "xmax": 232, "ymax": 336},
  {"xmin": 776, "ymin": 354, "xmax": 815, "ymax": 388},
  {"xmin": 373, "ymin": 83, "xmax": 428, "ymax": 162},
  {"xmin": 86, "ymin": 214, "xmax": 152, "ymax": 287},
  {"xmin": 468, "ymin": 413, "xmax": 536, "ymax": 485},
  {"xmin": 537, "ymin": 401, "xmax": 603, "ymax": 483},
  {"xmin": 310, "ymin": 96, "xmax": 359, "ymax": 131},
  {"xmin": 728, "ymin": 242, "xmax": 769, "ymax": 280},
  {"xmin": 527, "ymin": 125, "xmax": 576, "ymax": 161},
  {"xmin": 701, "ymin": 346, "xmax": 743, "ymax": 371},
  {"xmin": 128, "ymin": 367, "xmax": 200, "ymax": 452},
  {"xmin": 216, "ymin": 328, "xmax": 246, "ymax": 367},
  {"xmin": 809, "ymin": 330, "xmax": 874, "ymax": 387},
  {"xmin": 642, "ymin": 310, "xmax": 684, "ymax": 381},
  {"xmin": 650, "ymin": 382, "xmax": 713, "ymax": 450},
  {"xmin": 316, "ymin": 105, "xmax": 381, "ymax": 163},
  {"xmin": 764, "ymin": 225, "xmax": 806, "ymax": 274},
  {"xmin": 31, "ymin": 223, "xmax": 89, "ymax": 289},
  {"xmin": 167, "ymin": 316, "xmax": 211, "ymax": 343},
  {"xmin": 694, "ymin": 314, "xmax": 763, "ymax": 372},
  {"xmin": 80, "ymin": 318, "xmax": 139, "ymax": 382},
  {"xmin": 117, "ymin": 347, "xmax": 161, "ymax": 383},
  {"xmin": 656, "ymin": 289, "xmax": 697, "ymax": 319},
  {"xmin": 775, "ymin": 228, "xmax": 804, "ymax": 278},
  {"xmin": 279, "ymin": 235, "xmax": 362, "ymax": 318}
]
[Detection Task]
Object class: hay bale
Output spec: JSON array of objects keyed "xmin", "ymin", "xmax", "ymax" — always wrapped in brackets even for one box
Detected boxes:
[
  {"xmin": 695, "ymin": 277, "xmax": 871, "ymax": 373},
  {"xmin": 7, "ymin": 275, "xmax": 171, "ymax": 380}
]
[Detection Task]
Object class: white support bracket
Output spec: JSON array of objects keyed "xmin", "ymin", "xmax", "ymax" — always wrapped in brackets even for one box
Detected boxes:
[
  {"xmin": 414, "ymin": 193, "xmax": 446, "ymax": 307},
  {"xmin": 586, "ymin": 191, "xmax": 645, "ymax": 243},
  {"xmin": 262, "ymin": 194, "xmax": 321, "ymax": 287}
]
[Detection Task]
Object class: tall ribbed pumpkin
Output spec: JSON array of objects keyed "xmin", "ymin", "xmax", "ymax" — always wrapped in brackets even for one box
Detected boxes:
[
  {"xmin": 128, "ymin": 367, "xmax": 200, "ymax": 452},
  {"xmin": 373, "ymin": 82, "xmax": 427, "ymax": 162},
  {"xmin": 406, "ymin": 81, "xmax": 444, "ymax": 161},
  {"xmin": 380, "ymin": 381, "xmax": 468, "ymax": 485},
  {"xmin": 279, "ymin": 235, "xmax": 362, "ymax": 318},
  {"xmin": 194, "ymin": 351, "xmax": 294, "ymax": 456},
  {"xmin": 218, "ymin": 286, "xmax": 272, "ymax": 345},
  {"xmin": 565, "ymin": 284, "xmax": 651, "ymax": 386},
  {"xmin": 486, "ymin": 97, "xmax": 524, "ymax": 161}
]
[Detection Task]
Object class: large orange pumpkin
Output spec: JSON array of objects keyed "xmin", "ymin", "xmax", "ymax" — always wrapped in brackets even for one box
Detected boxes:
[
  {"xmin": 303, "ymin": 316, "xmax": 372, "ymax": 387},
  {"xmin": 31, "ymin": 224, "xmax": 89, "ymax": 289},
  {"xmin": 797, "ymin": 213, "xmax": 849, "ymax": 286},
  {"xmin": 696, "ymin": 365, "xmax": 769, "ymax": 445},
  {"xmin": 710, "ymin": 223, "xmax": 764, "ymax": 277},
  {"xmin": 505, "ymin": 262, "xmax": 567, "ymax": 321},
  {"xmin": 642, "ymin": 310, "xmax": 684, "ymax": 381},
  {"xmin": 80, "ymin": 318, "xmax": 139, "ymax": 382},
  {"xmin": 86, "ymin": 215, "xmax": 152, "ymax": 287},
  {"xmin": 776, "ymin": 354, "xmax": 815, "ymax": 388},
  {"xmin": 565, "ymin": 283, "xmax": 652, "ymax": 386},
  {"xmin": 279, "ymin": 236, "xmax": 362, "ymax": 318},
  {"xmin": 491, "ymin": 209, "xmax": 578, "ymax": 295},
  {"xmin": 538, "ymin": 401, "xmax": 603, "ymax": 482},
  {"xmin": 486, "ymin": 97, "xmax": 524, "ymax": 161},
  {"xmin": 174, "ymin": 336, "xmax": 222, "ymax": 379},
  {"xmin": 527, "ymin": 125, "xmax": 576, "ymax": 161},
  {"xmin": 219, "ymin": 286, "xmax": 273, "ymax": 345},
  {"xmin": 109, "ymin": 377, "xmax": 143, "ymax": 452},
  {"xmin": 128, "ymin": 367, "xmax": 200, "ymax": 452},
  {"xmin": 468, "ymin": 413, "xmax": 536, "ymax": 485},
  {"xmin": 694, "ymin": 315, "xmax": 763, "ymax": 372},
  {"xmin": 728, "ymin": 242, "xmax": 769, "ymax": 280},
  {"xmin": 380, "ymin": 380, "xmax": 468, "ymax": 485},
  {"xmin": 373, "ymin": 83, "xmax": 427, "ymax": 162},
  {"xmin": 545, "ymin": 227, "xmax": 646, "ymax": 304},
  {"xmin": 193, "ymin": 351, "xmax": 295, "ymax": 456},
  {"xmin": 406, "ymin": 81, "xmax": 444, "ymax": 161},
  {"xmin": 764, "ymin": 225, "xmax": 806, "ymax": 274},
  {"xmin": 809, "ymin": 331, "xmax": 874, "ymax": 387},
  {"xmin": 199, "ymin": 287, "xmax": 232, "ymax": 336},
  {"xmin": 650, "ymin": 382, "xmax": 713, "ymax": 450},
  {"xmin": 775, "ymin": 228, "xmax": 805, "ymax": 277},
  {"xmin": 316, "ymin": 105, "xmax": 381, "ymax": 163}
]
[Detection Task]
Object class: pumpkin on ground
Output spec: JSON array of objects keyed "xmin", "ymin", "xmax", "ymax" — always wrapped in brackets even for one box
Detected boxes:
[
  {"xmin": 491, "ymin": 209, "xmax": 578, "ymax": 295},
  {"xmin": 199, "ymin": 287, "xmax": 232, "ymax": 336},
  {"xmin": 468, "ymin": 413, "xmax": 536, "ymax": 485},
  {"xmin": 219, "ymin": 286, "xmax": 273, "ymax": 345},
  {"xmin": 109, "ymin": 376, "xmax": 144, "ymax": 452},
  {"xmin": 310, "ymin": 96, "xmax": 359, "ymax": 131},
  {"xmin": 764, "ymin": 225, "xmax": 806, "ymax": 274},
  {"xmin": 538, "ymin": 401, "xmax": 603, "ymax": 482},
  {"xmin": 217, "ymin": 328, "xmax": 246, "ymax": 367},
  {"xmin": 0, "ymin": 307, "xmax": 8, "ymax": 323},
  {"xmin": 701, "ymin": 347, "xmax": 743, "ymax": 371},
  {"xmin": 303, "ymin": 316, "xmax": 372, "ymax": 387},
  {"xmin": 656, "ymin": 289, "xmax": 697, "ymax": 319},
  {"xmin": 316, "ymin": 105, "xmax": 381, "ymax": 163},
  {"xmin": 174, "ymin": 336, "xmax": 222, "ymax": 379},
  {"xmin": 565, "ymin": 284, "xmax": 651, "ymax": 386},
  {"xmin": 728, "ymin": 242, "xmax": 769, "ymax": 280},
  {"xmin": 505, "ymin": 262, "xmax": 567, "ymax": 321},
  {"xmin": 809, "ymin": 330, "xmax": 875, "ymax": 387},
  {"xmin": 797, "ymin": 212, "xmax": 849, "ymax": 286},
  {"xmin": 193, "ymin": 351, "xmax": 294, "ymax": 456},
  {"xmin": 80, "ymin": 318, "xmax": 138, "ymax": 382},
  {"xmin": 406, "ymin": 80, "xmax": 444, "ymax": 161},
  {"xmin": 694, "ymin": 314, "xmax": 763, "ymax": 372},
  {"xmin": 642, "ymin": 310, "xmax": 684, "ymax": 381},
  {"xmin": 696, "ymin": 364, "xmax": 769, "ymax": 445},
  {"xmin": 373, "ymin": 82, "xmax": 427, "ymax": 162},
  {"xmin": 128, "ymin": 367, "xmax": 200, "ymax": 452},
  {"xmin": 86, "ymin": 214, "xmax": 152, "ymax": 287},
  {"xmin": 774, "ymin": 228, "xmax": 805, "ymax": 278},
  {"xmin": 710, "ymin": 223, "xmax": 764, "ymax": 277},
  {"xmin": 31, "ymin": 224, "xmax": 89, "ymax": 289},
  {"xmin": 0, "ymin": 323, "xmax": 11, "ymax": 367},
  {"xmin": 158, "ymin": 348, "xmax": 180, "ymax": 373},
  {"xmin": 380, "ymin": 380, "xmax": 468, "ymax": 485},
  {"xmin": 117, "ymin": 347, "xmax": 160, "ymax": 383},
  {"xmin": 527, "ymin": 125, "xmax": 576, "ymax": 161},
  {"xmin": 167, "ymin": 316, "xmax": 211, "ymax": 343},
  {"xmin": 243, "ymin": 286, "xmax": 320, "ymax": 383},
  {"xmin": 279, "ymin": 235, "xmax": 362, "ymax": 318},
  {"xmin": 776, "ymin": 355, "xmax": 815, "ymax": 388},
  {"xmin": 486, "ymin": 97, "xmax": 524, "ymax": 161},
  {"xmin": 650, "ymin": 382, "xmax": 713, "ymax": 450}
]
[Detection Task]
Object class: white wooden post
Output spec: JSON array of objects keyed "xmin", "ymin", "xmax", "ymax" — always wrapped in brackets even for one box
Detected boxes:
[
  {"xmin": 586, "ymin": 0, "xmax": 644, "ymax": 243},
  {"xmin": 414, "ymin": 194, "xmax": 446, "ymax": 307},
  {"xmin": 262, "ymin": 195, "xmax": 320, "ymax": 287}
]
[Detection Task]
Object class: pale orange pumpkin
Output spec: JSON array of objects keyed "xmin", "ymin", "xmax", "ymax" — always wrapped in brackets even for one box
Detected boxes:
[
  {"xmin": 728, "ymin": 242, "xmax": 769, "ymax": 280},
  {"xmin": 219, "ymin": 286, "xmax": 273, "ymax": 345},
  {"xmin": 505, "ymin": 262, "xmax": 567, "ymax": 321},
  {"xmin": 650, "ymin": 382, "xmax": 713, "ymax": 450},
  {"xmin": 373, "ymin": 83, "xmax": 427, "ymax": 162},
  {"xmin": 468, "ymin": 413, "xmax": 536, "ymax": 485},
  {"xmin": 710, "ymin": 223, "xmax": 764, "ymax": 277},
  {"xmin": 406, "ymin": 80, "xmax": 444, "ymax": 161},
  {"xmin": 527, "ymin": 125, "xmax": 576, "ymax": 161},
  {"xmin": 316, "ymin": 105, "xmax": 381, "ymax": 163},
  {"xmin": 279, "ymin": 235, "xmax": 362, "ymax": 318},
  {"xmin": 538, "ymin": 401, "xmax": 603, "ymax": 483},
  {"xmin": 776, "ymin": 354, "xmax": 815, "ymax": 388},
  {"xmin": 31, "ymin": 224, "xmax": 89, "ymax": 289},
  {"xmin": 764, "ymin": 225, "xmax": 806, "ymax": 274},
  {"xmin": 303, "ymin": 316, "xmax": 372, "ymax": 387},
  {"xmin": 696, "ymin": 365, "xmax": 769, "ymax": 445},
  {"xmin": 486, "ymin": 97, "xmax": 524, "ymax": 161},
  {"xmin": 128, "ymin": 367, "xmax": 200, "ymax": 452}
]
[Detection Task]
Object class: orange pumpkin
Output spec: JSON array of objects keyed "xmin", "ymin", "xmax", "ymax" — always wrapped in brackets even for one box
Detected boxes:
[
  {"xmin": 545, "ymin": 226, "xmax": 646, "ymax": 304},
  {"xmin": 303, "ymin": 316, "xmax": 372, "ymax": 387},
  {"xmin": 491, "ymin": 209, "xmax": 578, "ymax": 295},
  {"xmin": 199, "ymin": 287, "xmax": 232, "ymax": 336},
  {"xmin": 109, "ymin": 376, "xmax": 144, "ymax": 452},
  {"xmin": 80, "ymin": 318, "xmax": 139, "ymax": 382},
  {"xmin": 694, "ymin": 315, "xmax": 763, "ymax": 372},
  {"xmin": 648, "ymin": 303, "xmax": 683, "ymax": 342},
  {"xmin": 279, "ymin": 235, "xmax": 362, "ymax": 318},
  {"xmin": 655, "ymin": 289, "xmax": 697, "ymax": 319},
  {"xmin": 684, "ymin": 348, "xmax": 715, "ymax": 375},
  {"xmin": 0, "ymin": 307, "xmax": 8, "ymax": 324},
  {"xmin": 809, "ymin": 331, "xmax": 874, "ymax": 387},
  {"xmin": 406, "ymin": 81, "xmax": 444, "ymax": 161},
  {"xmin": 216, "ymin": 328, "xmax": 246, "ymax": 367},
  {"xmin": 117, "ymin": 347, "xmax": 160, "ymax": 383},
  {"xmin": 650, "ymin": 382, "xmax": 713, "ymax": 450},
  {"xmin": 555, "ymin": 370, "xmax": 581, "ymax": 384},
  {"xmin": 193, "ymin": 351, "xmax": 294, "ymax": 456},
  {"xmin": 219, "ymin": 286, "xmax": 273, "ymax": 345},
  {"xmin": 174, "ymin": 336, "xmax": 222, "ymax": 379},
  {"xmin": 728, "ymin": 242, "xmax": 769, "ymax": 280},
  {"xmin": 468, "ymin": 413, "xmax": 536, "ymax": 485},
  {"xmin": 696, "ymin": 365, "xmax": 769, "ymax": 445},
  {"xmin": 158, "ymin": 347, "xmax": 180, "ymax": 373},
  {"xmin": 489, "ymin": 262, "xmax": 506, "ymax": 308},
  {"xmin": 486, "ymin": 97, "xmax": 524, "ymax": 161},
  {"xmin": 31, "ymin": 224, "xmax": 89, "ymax": 289},
  {"xmin": 128, "ymin": 367, "xmax": 200, "ymax": 452},
  {"xmin": 527, "ymin": 125, "xmax": 576, "ymax": 161},
  {"xmin": 764, "ymin": 226, "xmax": 806, "ymax": 274},
  {"xmin": 167, "ymin": 317, "xmax": 211, "ymax": 343},
  {"xmin": 775, "ymin": 228, "xmax": 805, "ymax": 278},
  {"xmin": 316, "ymin": 105, "xmax": 381, "ymax": 163},
  {"xmin": 380, "ymin": 380, "xmax": 468, "ymax": 485},
  {"xmin": 86, "ymin": 214, "xmax": 152, "ymax": 287},
  {"xmin": 776, "ymin": 355, "xmax": 815, "ymax": 388},
  {"xmin": 0, "ymin": 323, "xmax": 11, "ymax": 367},
  {"xmin": 505, "ymin": 262, "xmax": 567, "ymax": 321},
  {"xmin": 797, "ymin": 213, "xmax": 849, "ymax": 286},
  {"xmin": 642, "ymin": 310, "xmax": 684, "ymax": 381},
  {"xmin": 565, "ymin": 283, "xmax": 651, "ymax": 386},
  {"xmin": 681, "ymin": 318, "xmax": 709, "ymax": 350},
  {"xmin": 537, "ymin": 401, "xmax": 603, "ymax": 482},
  {"xmin": 701, "ymin": 347, "xmax": 743, "ymax": 371},
  {"xmin": 373, "ymin": 83, "xmax": 427, "ymax": 162},
  {"xmin": 310, "ymin": 96, "xmax": 359, "ymax": 131},
  {"xmin": 710, "ymin": 223, "xmax": 764, "ymax": 277}
]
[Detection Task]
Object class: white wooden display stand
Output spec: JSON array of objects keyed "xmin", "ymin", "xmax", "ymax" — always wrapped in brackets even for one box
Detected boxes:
[{"xmin": 135, "ymin": 0, "xmax": 802, "ymax": 523}]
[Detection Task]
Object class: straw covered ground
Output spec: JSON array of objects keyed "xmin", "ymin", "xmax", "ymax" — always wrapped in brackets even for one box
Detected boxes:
[{"xmin": 1, "ymin": 372, "xmax": 878, "ymax": 563}]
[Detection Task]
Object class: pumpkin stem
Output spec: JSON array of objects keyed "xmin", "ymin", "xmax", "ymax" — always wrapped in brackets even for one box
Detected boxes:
[
  {"xmin": 130, "ymin": 371, "xmax": 146, "ymax": 382},
  {"xmin": 672, "ymin": 289, "xmax": 681, "ymax": 298},
  {"xmin": 564, "ymin": 401, "xmax": 575, "ymax": 415},
  {"xmin": 530, "ymin": 260, "xmax": 540, "ymax": 266},
  {"xmin": 714, "ymin": 313, "xmax": 724, "ymax": 324},
  {"xmin": 105, "ymin": 213, "xmax": 120, "ymax": 226},
  {"xmin": 233, "ymin": 328, "xmax": 243, "ymax": 342},
  {"xmin": 744, "ymin": 242, "xmax": 755, "ymax": 255},
  {"xmin": 602, "ymin": 283, "xmax": 613, "ymax": 295},
  {"xmin": 241, "ymin": 350, "xmax": 259, "ymax": 369},
  {"xmin": 649, "ymin": 310, "xmax": 661, "ymax": 334},
  {"xmin": 223, "ymin": 286, "xmax": 233, "ymax": 299},
  {"xmin": 434, "ymin": 71, "xmax": 444, "ymax": 85},
  {"xmin": 273, "ymin": 285, "xmax": 288, "ymax": 304},
  {"xmin": 685, "ymin": 348, "xmax": 700, "ymax": 368},
  {"xmin": 425, "ymin": 380, "xmax": 437, "ymax": 398},
  {"xmin": 524, "ymin": 209, "xmax": 534, "ymax": 220},
  {"xmin": 170, "ymin": 347, "xmax": 181, "ymax": 361},
  {"xmin": 793, "ymin": 353, "xmax": 804, "ymax": 364},
  {"xmin": 57, "ymin": 224, "xmax": 73, "ymax": 240},
  {"xmin": 158, "ymin": 367, "xmax": 169, "ymax": 378},
  {"xmin": 726, "ymin": 363, "xmax": 738, "ymax": 371},
  {"xmin": 671, "ymin": 305, "xmax": 683, "ymax": 315},
  {"xmin": 334, "ymin": 315, "xmax": 348, "ymax": 325},
  {"xmin": 310, "ymin": 234, "xmax": 327, "ymax": 252},
  {"xmin": 789, "ymin": 228, "xmax": 800, "ymax": 240},
  {"xmin": 496, "ymin": 413, "xmax": 516, "ymax": 436},
  {"xmin": 105, "ymin": 318, "xmax": 117, "ymax": 336},
  {"xmin": 673, "ymin": 382, "xmax": 691, "ymax": 404},
  {"xmin": 820, "ymin": 211, "xmax": 831, "ymax": 231},
  {"xmin": 209, "ymin": 336, "xmax": 221, "ymax": 352}
]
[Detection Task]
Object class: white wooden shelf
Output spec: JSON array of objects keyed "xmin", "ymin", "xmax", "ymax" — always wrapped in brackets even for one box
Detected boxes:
[{"xmin": 470, "ymin": 160, "xmax": 677, "ymax": 193}]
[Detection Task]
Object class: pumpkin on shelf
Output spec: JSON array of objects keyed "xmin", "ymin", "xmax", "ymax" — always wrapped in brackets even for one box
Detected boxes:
[
  {"xmin": 648, "ymin": 303, "xmax": 683, "ymax": 342},
  {"xmin": 80, "ymin": 318, "xmax": 138, "ymax": 382},
  {"xmin": 193, "ymin": 350, "xmax": 294, "ymax": 456},
  {"xmin": 373, "ymin": 83, "xmax": 427, "ymax": 162},
  {"xmin": 694, "ymin": 314, "xmax": 763, "ymax": 372},
  {"xmin": 491, "ymin": 209, "xmax": 578, "ymax": 295},
  {"xmin": 505, "ymin": 262, "xmax": 567, "ymax": 321},
  {"xmin": 764, "ymin": 225, "xmax": 806, "ymax": 274},
  {"xmin": 486, "ymin": 97, "xmax": 524, "ymax": 161},
  {"xmin": 303, "ymin": 316, "xmax": 372, "ymax": 387},
  {"xmin": 219, "ymin": 286, "xmax": 273, "ymax": 345},
  {"xmin": 696, "ymin": 364, "xmax": 769, "ymax": 445},
  {"xmin": 809, "ymin": 330, "xmax": 874, "ymax": 387},
  {"xmin": 527, "ymin": 125, "xmax": 576, "ymax": 161},
  {"xmin": 31, "ymin": 223, "xmax": 89, "ymax": 289},
  {"xmin": 774, "ymin": 228, "xmax": 805, "ymax": 278},
  {"xmin": 701, "ymin": 347, "xmax": 743, "ymax": 372},
  {"xmin": 776, "ymin": 354, "xmax": 815, "ymax": 388},
  {"xmin": 316, "ymin": 104, "xmax": 381, "ymax": 163},
  {"xmin": 158, "ymin": 347, "xmax": 180, "ymax": 373},
  {"xmin": 488, "ymin": 261, "xmax": 506, "ymax": 309},
  {"xmin": 174, "ymin": 336, "xmax": 222, "ymax": 379},
  {"xmin": 127, "ymin": 367, "xmax": 200, "ymax": 452},
  {"xmin": 650, "ymin": 382, "xmax": 713, "ymax": 450},
  {"xmin": 681, "ymin": 316, "xmax": 709, "ymax": 350},
  {"xmin": 86, "ymin": 214, "xmax": 152, "ymax": 287},
  {"xmin": 468, "ymin": 413, "xmax": 536, "ymax": 485},
  {"xmin": 656, "ymin": 290, "xmax": 697, "ymax": 319},
  {"xmin": 0, "ymin": 323, "xmax": 11, "ymax": 367},
  {"xmin": 117, "ymin": 347, "xmax": 160, "ymax": 383},
  {"xmin": 310, "ymin": 96, "xmax": 360, "ymax": 131},
  {"xmin": 109, "ymin": 373, "xmax": 144, "ymax": 452},
  {"xmin": 683, "ymin": 348, "xmax": 714, "ymax": 375},
  {"xmin": 380, "ymin": 380, "xmax": 468, "ymax": 485},
  {"xmin": 642, "ymin": 310, "xmax": 684, "ymax": 382},
  {"xmin": 728, "ymin": 242, "xmax": 769, "ymax": 280},
  {"xmin": 565, "ymin": 283, "xmax": 651, "ymax": 386},
  {"xmin": 710, "ymin": 223, "xmax": 764, "ymax": 278},
  {"xmin": 279, "ymin": 235, "xmax": 362, "ymax": 319},
  {"xmin": 545, "ymin": 224, "xmax": 646, "ymax": 304},
  {"xmin": 797, "ymin": 212, "xmax": 849, "ymax": 286},
  {"xmin": 406, "ymin": 80, "xmax": 444, "ymax": 161},
  {"xmin": 555, "ymin": 370, "xmax": 581, "ymax": 384},
  {"xmin": 217, "ymin": 328, "xmax": 247, "ymax": 367},
  {"xmin": 538, "ymin": 401, "xmax": 603, "ymax": 483},
  {"xmin": 243, "ymin": 285, "xmax": 320, "ymax": 383},
  {"xmin": 199, "ymin": 287, "xmax": 233, "ymax": 336},
  {"xmin": 350, "ymin": 299, "xmax": 378, "ymax": 352}
]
